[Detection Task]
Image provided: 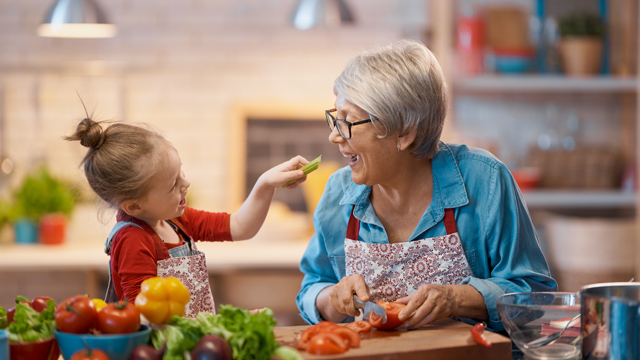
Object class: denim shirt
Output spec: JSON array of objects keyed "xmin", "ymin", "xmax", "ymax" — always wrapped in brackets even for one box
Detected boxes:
[{"xmin": 296, "ymin": 142, "xmax": 557, "ymax": 331}]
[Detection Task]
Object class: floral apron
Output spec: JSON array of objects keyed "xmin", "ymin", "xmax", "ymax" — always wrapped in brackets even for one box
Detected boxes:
[
  {"xmin": 345, "ymin": 208, "xmax": 473, "ymax": 303},
  {"xmin": 104, "ymin": 221, "xmax": 216, "ymax": 317}
]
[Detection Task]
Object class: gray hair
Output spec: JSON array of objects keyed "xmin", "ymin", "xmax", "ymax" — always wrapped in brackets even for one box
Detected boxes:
[{"xmin": 334, "ymin": 39, "xmax": 448, "ymax": 159}]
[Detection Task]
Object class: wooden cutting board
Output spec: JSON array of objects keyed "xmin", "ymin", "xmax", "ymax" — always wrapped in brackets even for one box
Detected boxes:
[{"xmin": 274, "ymin": 318, "xmax": 512, "ymax": 360}]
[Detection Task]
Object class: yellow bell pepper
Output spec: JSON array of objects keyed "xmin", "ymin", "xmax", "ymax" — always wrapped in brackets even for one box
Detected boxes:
[
  {"xmin": 134, "ymin": 276, "xmax": 190, "ymax": 325},
  {"xmin": 91, "ymin": 298, "xmax": 107, "ymax": 312}
]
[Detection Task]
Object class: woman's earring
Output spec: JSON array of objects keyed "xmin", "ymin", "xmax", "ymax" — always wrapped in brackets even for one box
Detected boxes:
[{"xmin": 397, "ymin": 144, "xmax": 401, "ymax": 152}]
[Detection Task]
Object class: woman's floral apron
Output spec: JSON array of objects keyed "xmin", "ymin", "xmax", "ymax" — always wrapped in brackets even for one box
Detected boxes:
[{"xmin": 345, "ymin": 208, "xmax": 473, "ymax": 302}]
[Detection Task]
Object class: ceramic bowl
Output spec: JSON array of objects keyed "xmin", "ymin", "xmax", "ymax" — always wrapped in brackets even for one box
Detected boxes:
[
  {"xmin": 55, "ymin": 325, "xmax": 151, "ymax": 360},
  {"xmin": 497, "ymin": 292, "xmax": 581, "ymax": 360},
  {"xmin": 9, "ymin": 336, "xmax": 60, "ymax": 360},
  {"xmin": 493, "ymin": 48, "xmax": 535, "ymax": 74}
]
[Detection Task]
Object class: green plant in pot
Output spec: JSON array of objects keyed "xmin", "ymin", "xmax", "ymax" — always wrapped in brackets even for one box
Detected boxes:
[
  {"xmin": 558, "ymin": 12, "xmax": 605, "ymax": 76},
  {"xmin": 9, "ymin": 166, "xmax": 77, "ymax": 245}
]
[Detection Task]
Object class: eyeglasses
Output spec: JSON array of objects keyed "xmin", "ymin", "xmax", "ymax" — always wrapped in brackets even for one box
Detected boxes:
[{"xmin": 325, "ymin": 108, "xmax": 372, "ymax": 140}]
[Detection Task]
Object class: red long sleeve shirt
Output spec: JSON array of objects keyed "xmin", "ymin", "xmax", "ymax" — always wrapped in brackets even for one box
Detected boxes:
[{"xmin": 110, "ymin": 207, "xmax": 232, "ymax": 301}]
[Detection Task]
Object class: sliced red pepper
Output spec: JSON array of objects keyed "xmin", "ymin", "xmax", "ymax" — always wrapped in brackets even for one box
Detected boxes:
[{"xmin": 470, "ymin": 322, "xmax": 492, "ymax": 348}]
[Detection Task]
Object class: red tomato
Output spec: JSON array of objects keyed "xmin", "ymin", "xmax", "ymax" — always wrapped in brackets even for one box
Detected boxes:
[
  {"xmin": 70, "ymin": 348, "xmax": 110, "ymax": 360},
  {"xmin": 97, "ymin": 299, "xmax": 141, "ymax": 334},
  {"xmin": 55, "ymin": 295, "xmax": 98, "ymax": 334},
  {"xmin": 331, "ymin": 326, "xmax": 360, "ymax": 348},
  {"xmin": 31, "ymin": 297, "xmax": 55, "ymax": 312},
  {"xmin": 307, "ymin": 332, "xmax": 348, "ymax": 355},
  {"xmin": 369, "ymin": 301, "xmax": 407, "ymax": 330},
  {"xmin": 297, "ymin": 321, "xmax": 340, "ymax": 350},
  {"xmin": 345, "ymin": 320, "xmax": 372, "ymax": 333},
  {"xmin": 470, "ymin": 322, "xmax": 492, "ymax": 348}
]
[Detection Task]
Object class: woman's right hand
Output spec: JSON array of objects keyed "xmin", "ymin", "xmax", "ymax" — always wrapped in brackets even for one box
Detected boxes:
[{"xmin": 330, "ymin": 274, "xmax": 370, "ymax": 317}]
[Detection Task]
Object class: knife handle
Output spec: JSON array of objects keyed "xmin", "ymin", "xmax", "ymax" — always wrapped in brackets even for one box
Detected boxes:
[{"xmin": 352, "ymin": 294, "xmax": 364, "ymax": 310}]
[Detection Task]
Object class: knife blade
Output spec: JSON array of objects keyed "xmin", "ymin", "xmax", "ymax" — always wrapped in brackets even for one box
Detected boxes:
[{"xmin": 353, "ymin": 294, "xmax": 387, "ymax": 324}]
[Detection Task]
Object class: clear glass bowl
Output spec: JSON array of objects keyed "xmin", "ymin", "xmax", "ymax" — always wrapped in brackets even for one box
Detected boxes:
[{"xmin": 497, "ymin": 292, "xmax": 581, "ymax": 360}]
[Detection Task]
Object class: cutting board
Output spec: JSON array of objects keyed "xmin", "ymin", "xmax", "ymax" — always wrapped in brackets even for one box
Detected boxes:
[{"xmin": 274, "ymin": 318, "xmax": 512, "ymax": 360}]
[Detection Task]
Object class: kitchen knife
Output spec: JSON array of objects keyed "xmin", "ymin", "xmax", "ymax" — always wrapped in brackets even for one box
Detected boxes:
[{"xmin": 353, "ymin": 294, "xmax": 387, "ymax": 324}]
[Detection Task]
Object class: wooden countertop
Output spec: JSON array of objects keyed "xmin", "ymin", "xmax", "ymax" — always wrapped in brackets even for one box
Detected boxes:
[
  {"xmin": 273, "ymin": 318, "xmax": 512, "ymax": 360},
  {"xmin": 0, "ymin": 239, "xmax": 309, "ymax": 272}
]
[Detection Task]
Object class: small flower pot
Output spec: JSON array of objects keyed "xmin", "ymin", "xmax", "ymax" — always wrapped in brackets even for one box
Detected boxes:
[
  {"xmin": 558, "ymin": 37, "xmax": 603, "ymax": 76},
  {"xmin": 39, "ymin": 213, "xmax": 67, "ymax": 245},
  {"xmin": 14, "ymin": 218, "xmax": 38, "ymax": 244}
]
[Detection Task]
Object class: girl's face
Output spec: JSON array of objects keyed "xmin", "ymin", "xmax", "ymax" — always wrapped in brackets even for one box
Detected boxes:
[
  {"xmin": 137, "ymin": 148, "xmax": 190, "ymax": 222},
  {"xmin": 329, "ymin": 92, "xmax": 397, "ymax": 186}
]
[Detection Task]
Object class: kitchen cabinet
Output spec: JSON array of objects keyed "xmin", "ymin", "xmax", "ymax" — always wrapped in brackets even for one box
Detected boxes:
[{"xmin": 429, "ymin": 0, "xmax": 640, "ymax": 284}]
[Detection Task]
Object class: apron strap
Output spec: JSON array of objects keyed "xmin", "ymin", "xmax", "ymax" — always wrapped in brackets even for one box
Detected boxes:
[
  {"xmin": 444, "ymin": 208, "xmax": 457, "ymax": 234},
  {"xmin": 104, "ymin": 221, "xmax": 143, "ymax": 302},
  {"xmin": 347, "ymin": 207, "xmax": 458, "ymax": 241},
  {"xmin": 346, "ymin": 206, "xmax": 360, "ymax": 240}
]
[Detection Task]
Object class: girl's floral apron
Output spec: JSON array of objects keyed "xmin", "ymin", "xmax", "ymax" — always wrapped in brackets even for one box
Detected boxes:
[
  {"xmin": 345, "ymin": 208, "xmax": 474, "ymax": 303},
  {"xmin": 104, "ymin": 221, "xmax": 216, "ymax": 317}
]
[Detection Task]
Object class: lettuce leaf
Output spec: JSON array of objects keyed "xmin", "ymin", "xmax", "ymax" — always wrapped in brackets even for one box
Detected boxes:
[
  {"xmin": 7, "ymin": 301, "xmax": 55, "ymax": 343},
  {"xmin": 150, "ymin": 305, "xmax": 291, "ymax": 360}
]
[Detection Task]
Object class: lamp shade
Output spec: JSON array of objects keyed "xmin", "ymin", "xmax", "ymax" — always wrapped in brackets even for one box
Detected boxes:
[
  {"xmin": 291, "ymin": 0, "xmax": 354, "ymax": 30},
  {"xmin": 38, "ymin": 0, "xmax": 116, "ymax": 38}
]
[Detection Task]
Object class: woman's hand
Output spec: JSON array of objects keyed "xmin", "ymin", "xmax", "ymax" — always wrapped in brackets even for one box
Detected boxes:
[
  {"xmin": 396, "ymin": 284, "xmax": 488, "ymax": 329},
  {"xmin": 330, "ymin": 274, "xmax": 371, "ymax": 318},
  {"xmin": 258, "ymin": 155, "xmax": 309, "ymax": 189},
  {"xmin": 316, "ymin": 274, "xmax": 370, "ymax": 322}
]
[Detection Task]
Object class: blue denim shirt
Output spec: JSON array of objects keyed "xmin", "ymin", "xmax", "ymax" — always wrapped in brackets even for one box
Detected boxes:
[{"xmin": 296, "ymin": 142, "xmax": 557, "ymax": 331}]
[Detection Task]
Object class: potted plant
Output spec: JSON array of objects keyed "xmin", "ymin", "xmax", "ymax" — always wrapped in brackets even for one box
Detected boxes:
[
  {"xmin": 9, "ymin": 166, "xmax": 77, "ymax": 245},
  {"xmin": 558, "ymin": 12, "xmax": 605, "ymax": 76}
]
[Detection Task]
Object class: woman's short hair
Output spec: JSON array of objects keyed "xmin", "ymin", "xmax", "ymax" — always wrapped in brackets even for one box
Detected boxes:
[{"xmin": 334, "ymin": 39, "xmax": 448, "ymax": 159}]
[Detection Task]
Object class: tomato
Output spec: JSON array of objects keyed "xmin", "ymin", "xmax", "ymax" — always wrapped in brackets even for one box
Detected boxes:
[
  {"xmin": 307, "ymin": 332, "xmax": 348, "ymax": 355},
  {"xmin": 332, "ymin": 326, "xmax": 360, "ymax": 348},
  {"xmin": 470, "ymin": 322, "xmax": 492, "ymax": 348},
  {"xmin": 31, "ymin": 296, "xmax": 55, "ymax": 312},
  {"xmin": 97, "ymin": 299, "xmax": 141, "ymax": 334},
  {"xmin": 70, "ymin": 348, "xmax": 110, "ymax": 360},
  {"xmin": 55, "ymin": 295, "xmax": 98, "ymax": 334},
  {"xmin": 345, "ymin": 320, "xmax": 372, "ymax": 333},
  {"xmin": 297, "ymin": 321, "xmax": 341, "ymax": 350},
  {"xmin": 369, "ymin": 301, "xmax": 407, "ymax": 330}
]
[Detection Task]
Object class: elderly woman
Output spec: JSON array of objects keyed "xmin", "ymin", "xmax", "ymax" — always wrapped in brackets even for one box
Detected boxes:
[{"xmin": 295, "ymin": 39, "xmax": 557, "ymax": 331}]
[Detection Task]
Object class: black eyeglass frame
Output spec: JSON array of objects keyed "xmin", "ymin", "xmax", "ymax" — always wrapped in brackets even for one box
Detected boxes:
[{"xmin": 325, "ymin": 108, "xmax": 373, "ymax": 140}]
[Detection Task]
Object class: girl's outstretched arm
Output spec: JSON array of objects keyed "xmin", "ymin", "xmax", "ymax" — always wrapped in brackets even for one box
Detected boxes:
[{"xmin": 230, "ymin": 155, "xmax": 308, "ymax": 240}]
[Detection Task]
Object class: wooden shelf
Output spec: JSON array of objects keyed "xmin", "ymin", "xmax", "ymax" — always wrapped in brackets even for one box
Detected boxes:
[
  {"xmin": 453, "ymin": 75, "xmax": 638, "ymax": 93},
  {"xmin": 523, "ymin": 190, "xmax": 636, "ymax": 209}
]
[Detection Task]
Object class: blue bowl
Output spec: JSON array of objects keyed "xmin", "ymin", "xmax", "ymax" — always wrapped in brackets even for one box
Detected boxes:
[
  {"xmin": 54, "ymin": 325, "xmax": 151, "ymax": 360},
  {"xmin": 495, "ymin": 55, "xmax": 532, "ymax": 74}
]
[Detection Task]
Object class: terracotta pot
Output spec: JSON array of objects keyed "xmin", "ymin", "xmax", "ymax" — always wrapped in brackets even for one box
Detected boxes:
[{"xmin": 558, "ymin": 37, "xmax": 603, "ymax": 76}]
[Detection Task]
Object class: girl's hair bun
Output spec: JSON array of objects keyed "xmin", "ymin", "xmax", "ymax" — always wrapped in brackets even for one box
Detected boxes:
[{"xmin": 76, "ymin": 117, "xmax": 106, "ymax": 149}]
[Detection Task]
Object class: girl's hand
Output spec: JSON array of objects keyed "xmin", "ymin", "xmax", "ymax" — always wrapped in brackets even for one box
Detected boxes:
[
  {"xmin": 259, "ymin": 155, "xmax": 309, "ymax": 189},
  {"xmin": 330, "ymin": 274, "xmax": 370, "ymax": 318}
]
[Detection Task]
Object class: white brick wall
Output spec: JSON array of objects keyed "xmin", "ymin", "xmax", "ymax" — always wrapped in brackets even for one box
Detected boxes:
[{"xmin": 0, "ymin": 0, "xmax": 423, "ymax": 218}]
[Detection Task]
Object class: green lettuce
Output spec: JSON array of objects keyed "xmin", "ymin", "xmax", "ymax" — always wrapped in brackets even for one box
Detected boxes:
[{"xmin": 150, "ymin": 305, "xmax": 302, "ymax": 360}]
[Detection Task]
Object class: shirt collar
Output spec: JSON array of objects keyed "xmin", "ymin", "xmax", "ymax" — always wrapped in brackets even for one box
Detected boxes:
[{"xmin": 339, "ymin": 141, "xmax": 469, "ymax": 214}]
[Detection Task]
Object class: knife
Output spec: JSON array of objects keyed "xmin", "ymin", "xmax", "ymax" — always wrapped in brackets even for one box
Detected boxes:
[{"xmin": 353, "ymin": 294, "xmax": 387, "ymax": 324}]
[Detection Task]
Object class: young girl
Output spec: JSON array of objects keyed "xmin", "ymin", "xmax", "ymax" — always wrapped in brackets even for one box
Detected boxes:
[{"xmin": 65, "ymin": 117, "xmax": 310, "ymax": 317}]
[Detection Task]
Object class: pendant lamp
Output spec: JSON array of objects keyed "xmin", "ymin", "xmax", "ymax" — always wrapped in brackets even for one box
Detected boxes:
[
  {"xmin": 38, "ymin": 0, "xmax": 116, "ymax": 38},
  {"xmin": 291, "ymin": 0, "xmax": 354, "ymax": 30}
]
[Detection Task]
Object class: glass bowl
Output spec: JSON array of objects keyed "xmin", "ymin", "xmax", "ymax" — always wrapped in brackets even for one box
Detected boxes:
[{"xmin": 496, "ymin": 292, "xmax": 581, "ymax": 360}]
